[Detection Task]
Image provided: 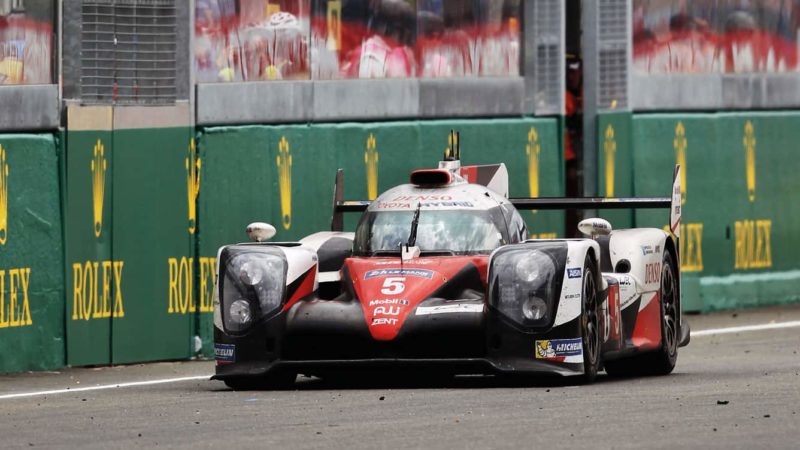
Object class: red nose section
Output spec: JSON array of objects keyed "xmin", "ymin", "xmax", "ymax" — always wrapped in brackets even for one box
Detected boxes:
[{"xmin": 346, "ymin": 256, "xmax": 488, "ymax": 341}]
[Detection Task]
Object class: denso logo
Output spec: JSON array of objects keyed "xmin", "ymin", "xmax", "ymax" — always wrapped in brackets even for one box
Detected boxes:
[
  {"xmin": 364, "ymin": 268, "xmax": 434, "ymax": 280},
  {"xmin": 393, "ymin": 195, "xmax": 453, "ymax": 201},
  {"xmin": 369, "ymin": 298, "xmax": 409, "ymax": 306},
  {"xmin": 645, "ymin": 263, "xmax": 661, "ymax": 284}
]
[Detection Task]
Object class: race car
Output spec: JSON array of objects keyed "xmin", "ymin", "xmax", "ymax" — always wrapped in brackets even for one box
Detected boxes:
[{"xmin": 212, "ymin": 133, "xmax": 691, "ymax": 389}]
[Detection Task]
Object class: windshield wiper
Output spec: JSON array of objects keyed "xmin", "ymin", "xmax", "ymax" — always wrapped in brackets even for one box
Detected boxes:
[{"xmin": 406, "ymin": 202, "xmax": 422, "ymax": 248}]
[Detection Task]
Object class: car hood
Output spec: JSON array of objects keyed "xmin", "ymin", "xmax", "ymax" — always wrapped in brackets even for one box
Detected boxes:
[{"xmin": 344, "ymin": 256, "xmax": 489, "ymax": 341}]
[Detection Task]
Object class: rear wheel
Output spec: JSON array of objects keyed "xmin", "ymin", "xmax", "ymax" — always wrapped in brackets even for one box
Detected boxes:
[
  {"xmin": 605, "ymin": 250, "xmax": 678, "ymax": 377},
  {"xmin": 581, "ymin": 257, "xmax": 601, "ymax": 383}
]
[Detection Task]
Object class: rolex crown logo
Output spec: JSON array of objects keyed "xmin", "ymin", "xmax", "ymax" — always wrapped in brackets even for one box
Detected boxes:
[
  {"xmin": 364, "ymin": 133, "xmax": 379, "ymax": 201},
  {"xmin": 743, "ymin": 121, "xmax": 756, "ymax": 202},
  {"xmin": 0, "ymin": 145, "xmax": 8, "ymax": 246},
  {"xmin": 674, "ymin": 122, "xmax": 687, "ymax": 205},
  {"xmin": 604, "ymin": 125, "xmax": 617, "ymax": 198},
  {"xmin": 186, "ymin": 138, "xmax": 201, "ymax": 234},
  {"xmin": 526, "ymin": 127, "xmax": 541, "ymax": 216},
  {"xmin": 91, "ymin": 139, "xmax": 107, "ymax": 238},
  {"xmin": 277, "ymin": 136, "xmax": 292, "ymax": 230}
]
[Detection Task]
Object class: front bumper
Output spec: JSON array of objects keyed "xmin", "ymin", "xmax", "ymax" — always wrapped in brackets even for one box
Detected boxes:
[{"xmin": 213, "ymin": 298, "xmax": 585, "ymax": 380}]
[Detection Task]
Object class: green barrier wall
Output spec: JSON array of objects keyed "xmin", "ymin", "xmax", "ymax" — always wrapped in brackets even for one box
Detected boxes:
[
  {"xmin": 196, "ymin": 118, "xmax": 562, "ymax": 355},
  {"xmin": 602, "ymin": 111, "xmax": 800, "ymax": 312},
  {"xmin": 110, "ymin": 127, "xmax": 195, "ymax": 364},
  {"xmin": 65, "ymin": 127, "xmax": 114, "ymax": 366},
  {"xmin": 65, "ymin": 124, "xmax": 195, "ymax": 366},
  {"xmin": 0, "ymin": 134, "xmax": 65, "ymax": 373}
]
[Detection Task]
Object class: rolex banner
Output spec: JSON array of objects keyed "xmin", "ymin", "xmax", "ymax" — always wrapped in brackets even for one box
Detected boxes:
[
  {"xmin": 601, "ymin": 111, "xmax": 800, "ymax": 312},
  {"xmin": 0, "ymin": 133, "xmax": 64, "ymax": 373},
  {"xmin": 64, "ymin": 105, "xmax": 195, "ymax": 366}
]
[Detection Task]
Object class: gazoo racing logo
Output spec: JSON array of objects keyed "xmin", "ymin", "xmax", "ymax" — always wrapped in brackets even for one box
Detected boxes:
[{"xmin": 364, "ymin": 268, "xmax": 434, "ymax": 280}]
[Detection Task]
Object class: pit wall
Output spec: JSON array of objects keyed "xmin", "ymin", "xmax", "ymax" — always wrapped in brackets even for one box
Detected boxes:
[{"xmin": 598, "ymin": 111, "xmax": 800, "ymax": 312}]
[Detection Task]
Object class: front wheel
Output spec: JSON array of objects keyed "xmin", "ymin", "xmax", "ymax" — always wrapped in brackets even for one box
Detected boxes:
[
  {"xmin": 580, "ymin": 257, "xmax": 601, "ymax": 383},
  {"xmin": 605, "ymin": 250, "xmax": 678, "ymax": 377}
]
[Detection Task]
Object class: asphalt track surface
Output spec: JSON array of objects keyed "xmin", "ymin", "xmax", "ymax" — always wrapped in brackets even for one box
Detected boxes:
[{"xmin": 2, "ymin": 306, "xmax": 799, "ymax": 449}]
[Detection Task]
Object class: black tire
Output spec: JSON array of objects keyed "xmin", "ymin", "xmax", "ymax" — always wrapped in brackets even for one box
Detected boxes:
[
  {"xmin": 605, "ymin": 250, "xmax": 678, "ymax": 377},
  {"xmin": 224, "ymin": 371, "xmax": 297, "ymax": 391},
  {"xmin": 580, "ymin": 256, "xmax": 601, "ymax": 383}
]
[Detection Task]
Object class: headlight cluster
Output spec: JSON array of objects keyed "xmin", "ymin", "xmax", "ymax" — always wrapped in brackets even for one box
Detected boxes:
[
  {"xmin": 220, "ymin": 247, "xmax": 287, "ymax": 334},
  {"xmin": 490, "ymin": 245, "xmax": 565, "ymax": 328}
]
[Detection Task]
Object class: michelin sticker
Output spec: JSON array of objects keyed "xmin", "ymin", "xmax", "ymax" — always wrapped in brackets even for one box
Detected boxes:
[
  {"xmin": 364, "ymin": 268, "xmax": 434, "ymax": 280},
  {"xmin": 567, "ymin": 268, "xmax": 582, "ymax": 279},
  {"xmin": 214, "ymin": 343, "xmax": 235, "ymax": 364},
  {"xmin": 535, "ymin": 338, "xmax": 583, "ymax": 360}
]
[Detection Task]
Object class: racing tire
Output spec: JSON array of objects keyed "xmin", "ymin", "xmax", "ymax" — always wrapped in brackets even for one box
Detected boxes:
[
  {"xmin": 580, "ymin": 256, "xmax": 601, "ymax": 384},
  {"xmin": 605, "ymin": 251, "xmax": 678, "ymax": 377},
  {"xmin": 223, "ymin": 370, "xmax": 297, "ymax": 391}
]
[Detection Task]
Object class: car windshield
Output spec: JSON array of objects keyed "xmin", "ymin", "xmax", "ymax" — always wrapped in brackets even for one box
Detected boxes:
[{"xmin": 353, "ymin": 209, "xmax": 507, "ymax": 256}]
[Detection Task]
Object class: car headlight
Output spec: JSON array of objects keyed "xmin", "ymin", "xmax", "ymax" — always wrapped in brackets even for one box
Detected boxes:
[
  {"xmin": 490, "ymin": 245, "xmax": 566, "ymax": 328},
  {"xmin": 219, "ymin": 246, "xmax": 287, "ymax": 334}
]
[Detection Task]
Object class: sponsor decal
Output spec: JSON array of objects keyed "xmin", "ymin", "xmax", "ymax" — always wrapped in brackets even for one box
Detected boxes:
[
  {"xmin": 364, "ymin": 268, "xmax": 434, "ymax": 280},
  {"xmin": 664, "ymin": 223, "xmax": 704, "ymax": 272},
  {"xmin": 372, "ymin": 318, "xmax": 398, "ymax": 326},
  {"xmin": 374, "ymin": 201, "xmax": 474, "ymax": 209},
  {"xmin": 645, "ymin": 263, "xmax": 661, "ymax": 284},
  {"xmin": 641, "ymin": 245, "xmax": 654, "ymax": 256},
  {"xmin": 71, "ymin": 261, "xmax": 125, "ymax": 320},
  {"xmin": 527, "ymin": 127, "xmax": 540, "ymax": 215},
  {"xmin": 567, "ymin": 268, "xmax": 582, "ymax": 279},
  {"xmin": 277, "ymin": 136, "xmax": 292, "ymax": 230},
  {"xmin": 604, "ymin": 124, "xmax": 616, "ymax": 197},
  {"xmin": 415, "ymin": 304, "xmax": 483, "ymax": 316},
  {"xmin": 168, "ymin": 256, "xmax": 216, "ymax": 314},
  {"xmin": 365, "ymin": 133, "xmax": 379, "ymax": 201},
  {"xmin": 373, "ymin": 306, "xmax": 401, "ymax": 316},
  {"xmin": 617, "ymin": 275, "xmax": 633, "ymax": 286},
  {"xmin": 744, "ymin": 121, "xmax": 756, "ymax": 202},
  {"xmin": 91, "ymin": 139, "xmax": 107, "ymax": 238},
  {"xmin": 0, "ymin": 268, "xmax": 33, "ymax": 328},
  {"xmin": 186, "ymin": 138, "xmax": 201, "ymax": 234},
  {"xmin": 393, "ymin": 195, "xmax": 453, "ymax": 201},
  {"xmin": 0, "ymin": 145, "xmax": 7, "ymax": 245},
  {"xmin": 735, "ymin": 219, "xmax": 772, "ymax": 269},
  {"xmin": 214, "ymin": 343, "xmax": 235, "ymax": 363},
  {"xmin": 373, "ymin": 259, "xmax": 433, "ymax": 265},
  {"xmin": 534, "ymin": 338, "xmax": 583, "ymax": 360},
  {"xmin": 369, "ymin": 298, "xmax": 409, "ymax": 306},
  {"xmin": 564, "ymin": 293, "xmax": 580, "ymax": 300},
  {"xmin": 674, "ymin": 122, "xmax": 687, "ymax": 205}
]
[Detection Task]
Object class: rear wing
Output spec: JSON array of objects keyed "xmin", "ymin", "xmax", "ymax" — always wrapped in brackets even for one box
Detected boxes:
[{"xmin": 331, "ymin": 166, "xmax": 682, "ymax": 241}]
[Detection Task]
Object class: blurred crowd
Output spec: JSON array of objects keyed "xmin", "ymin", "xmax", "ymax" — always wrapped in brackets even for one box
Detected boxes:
[
  {"xmin": 634, "ymin": 0, "xmax": 800, "ymax": 74},
  {"xmin": 194, "ymin": 0, "xmax": 521, "ymax": 82},
  {"xmin": 0, "ymin": 0, "xmax": 53, "ymax": 85}
]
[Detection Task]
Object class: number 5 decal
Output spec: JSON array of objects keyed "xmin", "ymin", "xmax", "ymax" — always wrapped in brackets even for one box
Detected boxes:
[{"xmin": 381, "ymin": 277, "xmax": 406, "ymax": 295}]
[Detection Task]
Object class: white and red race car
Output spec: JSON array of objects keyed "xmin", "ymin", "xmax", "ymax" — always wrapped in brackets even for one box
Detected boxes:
[{"xmin": 212, "ymin": 134, "xmax": 690, "ymax": 389}]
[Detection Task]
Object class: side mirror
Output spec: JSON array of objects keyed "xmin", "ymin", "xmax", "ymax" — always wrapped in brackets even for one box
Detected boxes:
[
  {"xmin": 578, "ymin": 218, "xmax": 612, "ymax": 237},
  {"xmin": 246, "ymin": 222, "xmax": 276, "ymax": 242}
]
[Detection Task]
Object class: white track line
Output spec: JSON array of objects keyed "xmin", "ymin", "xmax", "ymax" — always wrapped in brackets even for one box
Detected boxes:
[
  {"xmin": 692, "ymin": 320, "xmax": 800, "ymax": 337},
  {"xmin": 2, "ymin": 320, "xmax": 799, "ymax": 400},
  {"xmin": 0, "ymin": 374, "xmax": 211, "ymax": 400}
]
